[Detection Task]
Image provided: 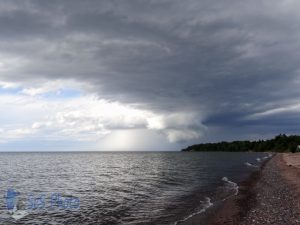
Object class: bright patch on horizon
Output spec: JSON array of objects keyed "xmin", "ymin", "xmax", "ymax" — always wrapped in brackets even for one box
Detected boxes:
[{"xmin": 0, "ymin": 80, "xmax": 204, "ymax": 150}]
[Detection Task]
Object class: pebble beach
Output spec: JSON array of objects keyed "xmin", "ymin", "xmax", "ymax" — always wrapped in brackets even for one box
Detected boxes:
[
  {"xmin": 182, "ymin": 153, "xmax": 300, "ymax": 225},
  {"xmin": 213, "ymin": 153, "xmax": 300, "ymax": 225},
  {"xmin": 239, "ymin": 154, "xmax": 300, "ymax": 225}
]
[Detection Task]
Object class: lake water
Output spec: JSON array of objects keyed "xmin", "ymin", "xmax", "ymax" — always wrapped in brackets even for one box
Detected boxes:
[{"xmin": 0, "ymin": 152, "xmax": 270, "ymax": 224}]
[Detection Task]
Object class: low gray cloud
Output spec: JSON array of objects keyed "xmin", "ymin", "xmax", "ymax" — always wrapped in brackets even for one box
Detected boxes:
[{"xmin": 1, "ymin": 0, "xmax": 300, "ymax": 144}]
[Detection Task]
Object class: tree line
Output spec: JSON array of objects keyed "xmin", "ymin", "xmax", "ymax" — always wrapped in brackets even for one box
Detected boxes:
[{"xmin": 181, "ymin": 134, "xmax": 300, "ymax": 152}]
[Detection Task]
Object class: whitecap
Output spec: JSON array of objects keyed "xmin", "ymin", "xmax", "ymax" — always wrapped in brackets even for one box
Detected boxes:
[
  {"xmin": 222, "ymin": 177, "xmax": 239, "ymax": 197},
  {"xmin": 245, "ymin": 162, "xmax": 258, "ymax": 168},
  {"xmin": 173, "ymin": 197, "xmax": 213, "ymax": 225}
]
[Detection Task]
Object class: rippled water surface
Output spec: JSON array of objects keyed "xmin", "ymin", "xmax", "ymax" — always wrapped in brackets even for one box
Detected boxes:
[{"xmin": 0, "ymin": 152, "xmax": 268, "ymax": 224}]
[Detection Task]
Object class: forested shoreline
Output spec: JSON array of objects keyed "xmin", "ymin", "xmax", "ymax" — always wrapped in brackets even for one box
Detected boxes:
[{"xmin": 182, "ymin": 134, "xmax": 300, "ymax": 152}]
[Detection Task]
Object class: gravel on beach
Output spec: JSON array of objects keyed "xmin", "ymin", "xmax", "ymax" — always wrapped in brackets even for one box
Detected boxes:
[{"xmin": 239, "ymin": 155, "xmax": 300, "ymax": 225}]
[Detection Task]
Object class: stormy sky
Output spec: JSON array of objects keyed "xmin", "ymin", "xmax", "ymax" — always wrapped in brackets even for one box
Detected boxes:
[{"xmin": 0, "ymin": 0, "xmax": 300, "ymax": 151}]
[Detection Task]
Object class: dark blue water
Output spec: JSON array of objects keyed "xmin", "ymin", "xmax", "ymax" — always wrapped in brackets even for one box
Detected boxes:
[{"xmin": 0, "ymin": 152, "xmax": 270, "ymax": 224}]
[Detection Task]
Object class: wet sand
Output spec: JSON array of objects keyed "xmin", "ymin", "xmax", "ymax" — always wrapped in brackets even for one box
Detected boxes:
[{"xmin": 181, "ymin": 153, "xmax": 300, "ymax": 225}]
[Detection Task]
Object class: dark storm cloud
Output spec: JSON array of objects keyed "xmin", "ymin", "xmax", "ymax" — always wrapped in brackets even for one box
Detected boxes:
[{"xmin": 1, "ymin": 0, "xmax": 300, "ymax": 142}]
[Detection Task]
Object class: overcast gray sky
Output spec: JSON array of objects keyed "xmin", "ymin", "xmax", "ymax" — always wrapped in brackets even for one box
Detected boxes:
[{"xmin": 0, "ymin": 0, "xmax": 300, "ymax": 151}]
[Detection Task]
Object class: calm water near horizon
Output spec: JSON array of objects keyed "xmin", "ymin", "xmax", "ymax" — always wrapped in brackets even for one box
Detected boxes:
[{"xmin": 0, "ymin": 152, "xmax": 270, "ymax": 224}]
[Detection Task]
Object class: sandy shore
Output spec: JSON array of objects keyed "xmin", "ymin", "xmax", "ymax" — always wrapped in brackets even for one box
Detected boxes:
[{"xmin": 181, "ymin": 153, "xmax": 300, "ymax": 225}]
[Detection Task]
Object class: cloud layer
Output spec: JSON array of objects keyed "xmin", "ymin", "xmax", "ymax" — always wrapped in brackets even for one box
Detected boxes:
[{"xmin": 1, "ymin": 0, "xmax": 300, "ymax": 150}]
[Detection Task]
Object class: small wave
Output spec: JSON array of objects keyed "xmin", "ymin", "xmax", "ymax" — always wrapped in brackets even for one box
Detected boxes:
[
  {"xmin": 173, "ymin": 197, "xmax": 213, "ymax": 225},
  {"xmin": 245, "ymin": 162, "xmax": 258, "ymax": 168},
  {"xmin": 222, "ymin": 177, "xmax": 239, "ymax": 197},
  {"xmin": 256, "ymin": 158, "xmax": 261, "ymax": 162}
]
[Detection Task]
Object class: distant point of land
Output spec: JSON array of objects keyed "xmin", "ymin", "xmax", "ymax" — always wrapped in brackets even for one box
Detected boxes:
[{"xmin": 182, "ymin": 134, "xmax": 300, "ymax": 153}]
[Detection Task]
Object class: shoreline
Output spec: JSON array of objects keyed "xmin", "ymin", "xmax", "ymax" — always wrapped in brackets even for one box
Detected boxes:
[
  {"xmin": 178, "ymin": 155, "xmax": 270, "ymax": 225},
  {"xmin": 207, "ymin": 156, "xmax": 271, "ymax": 225},
  {"xmin": 181, "ymin": 153, "xmax": 300, "ymax": 225}
]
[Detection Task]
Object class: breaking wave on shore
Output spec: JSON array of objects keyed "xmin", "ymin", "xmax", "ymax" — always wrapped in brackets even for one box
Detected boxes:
[
  {"xmin": 173, "ymin": 197, "xmax": 213, "ymax": 225},
  {"xmin": 245, "ymin": 162, "xmax": 258, "ymax": 168},
  {"xmin": 222, "ymin": 176, "xmax": 239, "ymax": 197},
  {"xmin": 173, "ymin": 176, "xmax": 240, "ymax": 225},
  {"xmin": 173, "ymin": 153, "xmax": 273, "ymax": 225}
]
